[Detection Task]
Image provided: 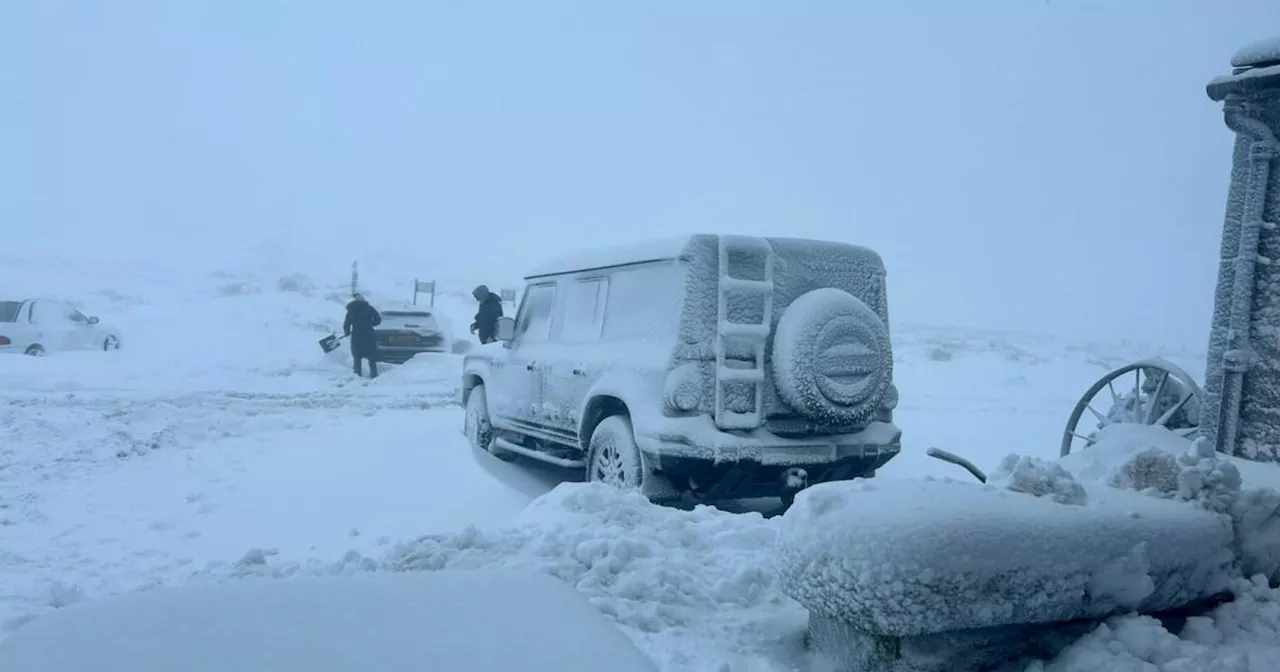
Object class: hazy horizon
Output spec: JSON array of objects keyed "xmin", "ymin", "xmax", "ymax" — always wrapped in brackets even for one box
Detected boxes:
[{"xmin": 4, "ymin": 1, "xmax": 1278, "ymax": 349}]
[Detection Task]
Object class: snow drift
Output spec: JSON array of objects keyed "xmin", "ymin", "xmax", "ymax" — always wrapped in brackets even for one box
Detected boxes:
[{"xmin": 0, "ymin": 570, "xmax": 658, "ymax": 672}]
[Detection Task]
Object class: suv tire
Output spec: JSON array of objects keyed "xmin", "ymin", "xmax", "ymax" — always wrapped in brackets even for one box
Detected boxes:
[
  {"xmin": 465, "ymin": 384, "xmax": 514, "ymax": 461},
  {"xmin": 587, "ymin": 415, "xmax": 643, "ymax": 489}
]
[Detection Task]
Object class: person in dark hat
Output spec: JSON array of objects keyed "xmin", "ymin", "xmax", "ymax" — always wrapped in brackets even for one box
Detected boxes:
[
  {"xmin": 344, "ymin": 293, "xmax": 383, "ymax": 378},
  {"xmin": 470, "ymin": 285, "xmax": 504, "ymax": 344}
]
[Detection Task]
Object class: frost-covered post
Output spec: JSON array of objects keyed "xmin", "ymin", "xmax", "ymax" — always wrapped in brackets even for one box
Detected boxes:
[{"xmin": 1202, "ymin": 38, "xmax": 1280, "ymax": 463}]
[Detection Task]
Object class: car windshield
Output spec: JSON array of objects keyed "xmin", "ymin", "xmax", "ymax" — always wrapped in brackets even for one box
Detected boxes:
[
  {"xmin": 382, "ymin": 312, "xmax": 437, "ymax": 330},
  {"xmin": 0, "ymin": 301, "xmax": 21, "ymax": 322}
]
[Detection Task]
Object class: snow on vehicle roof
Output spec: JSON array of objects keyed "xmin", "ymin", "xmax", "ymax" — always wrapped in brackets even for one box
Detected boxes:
[
  {"xmin": 1232, "ymin": 36, "xmax": 1280, "ymax": 68},
  {"xmin": 524, "ymin": 235, "xmax": 697, "ymax": 278},
  {"xmin": 0, "ymin": 569, "xmax": 658, "ymax": 672}
]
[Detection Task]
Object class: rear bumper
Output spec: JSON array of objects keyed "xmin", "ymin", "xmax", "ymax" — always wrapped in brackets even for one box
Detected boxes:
[{"xmin": 636, "ymin": 420, "xmax": 902, "ymax": 500}]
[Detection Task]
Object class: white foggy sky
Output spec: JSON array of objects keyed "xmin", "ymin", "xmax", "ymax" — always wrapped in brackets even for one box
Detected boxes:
[{"xmin": 2, "ymin": 1, "xmax": 1277, "ymax": 349}]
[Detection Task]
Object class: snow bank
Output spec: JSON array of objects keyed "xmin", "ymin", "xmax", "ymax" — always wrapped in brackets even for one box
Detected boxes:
[
  {"xmin": 1027, "ymin": 574, "xmax": 1280, "ymax": 671},
  {"xmin": 1060, "ymin": 424, "xmax": 1280, "ymax": 585},
  {"xmin": 186, "ymin": 483, "xmax": 808, "ymax": 672},
  {"xmin": 0, "ymin": 570, "xmax": 658, "ymax": 672},
  {"xmin": 775, "ymin": 477, "xmax": 1236, "ymax": 638}
]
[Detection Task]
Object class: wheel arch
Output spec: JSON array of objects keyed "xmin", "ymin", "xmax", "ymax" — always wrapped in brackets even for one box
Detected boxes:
[
  {"xmin": 579, "ymin": 395, "xmax": 631, "ymax": 452},
  {"xmin": 461, "ymin": 373, "xmax": 484, "ymax": 404}
]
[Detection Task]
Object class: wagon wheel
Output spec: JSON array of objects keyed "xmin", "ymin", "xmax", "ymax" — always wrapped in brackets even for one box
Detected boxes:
[{"xmin": 1060, "ymin": 357, "xmax": 1205, "ymax": 457}]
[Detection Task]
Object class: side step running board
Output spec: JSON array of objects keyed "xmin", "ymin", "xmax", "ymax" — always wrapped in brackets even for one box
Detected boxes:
[{"xmin": 493, "ymin": 437, "xmax": 586, "ymax": 469}]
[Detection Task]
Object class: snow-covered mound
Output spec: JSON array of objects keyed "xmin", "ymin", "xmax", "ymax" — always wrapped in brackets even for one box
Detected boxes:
[
  {"xmin": 0, "ymin": 570, "xmax": 658, "ymax": 672},
  {"xmin": 185, "ymin": 483, "xmax": 808, "ymax": 672},
  {"xmin": 1060, "ymin": 424, "xmax": 1280, "ymax": 585},
  {"xmin": 775, "ymin": 477, "xmax": 1235, "ymax": 638}
]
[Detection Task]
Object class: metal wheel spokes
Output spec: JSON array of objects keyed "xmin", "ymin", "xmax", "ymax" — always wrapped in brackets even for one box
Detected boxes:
[
  {"xmin": 592, "ymin": 442, "xmax": 626, "ymax": 485},
  {"xmin": 1061, "ymin": 357, "xmax": 1205, "ymax": 457}
]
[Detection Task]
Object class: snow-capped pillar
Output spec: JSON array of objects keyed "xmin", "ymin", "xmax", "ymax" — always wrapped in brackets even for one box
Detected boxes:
[{"xmin": 1202, "ymin": 38, "xmax": 1280, "ymax": 463}]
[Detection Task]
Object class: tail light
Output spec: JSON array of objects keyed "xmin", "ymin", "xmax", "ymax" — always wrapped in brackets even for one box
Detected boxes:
[{"xmin": 0, "ymin": 336, "xmax": 10, "ymax": 345}]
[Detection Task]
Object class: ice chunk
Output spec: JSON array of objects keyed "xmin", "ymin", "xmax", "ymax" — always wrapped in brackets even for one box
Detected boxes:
[
  {"xmin": 775, "ymin": 478, "xmax": 1236, "ymax": 638},
  {"xmin": 991, "ymin": 454, "xmax": 1088, "ymax": 505}
]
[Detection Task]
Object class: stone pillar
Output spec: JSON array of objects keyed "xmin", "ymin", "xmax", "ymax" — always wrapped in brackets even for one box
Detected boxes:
[{"xmin": 1202, "ymin": 38, "xmax": 1280, "ymax": 463}]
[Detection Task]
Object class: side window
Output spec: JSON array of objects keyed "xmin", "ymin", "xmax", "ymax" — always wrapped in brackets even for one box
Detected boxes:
[
  {"xmin": 559, "ymin": 278, "xmax": 608, "ymax": 343},
  {"xmin": 66, "ymin": 307, "xmax": 88, "ymax": 324},
  {"xmin": 514, "ymin": 284, "xmax": 556, "ymax": 344},
  {"xmin": 29, "ymin": 301, "xmax": 60, "ymax": 325}
]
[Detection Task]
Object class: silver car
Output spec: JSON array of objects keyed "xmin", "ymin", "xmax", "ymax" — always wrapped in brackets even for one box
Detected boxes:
[{"xmin": 374, "ymin": 310, "xmax": 452, "ymax": 364}]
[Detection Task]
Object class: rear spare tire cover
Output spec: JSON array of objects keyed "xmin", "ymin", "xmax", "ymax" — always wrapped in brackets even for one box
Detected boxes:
[{"xmin": 771, "ymin": 288, "xmax": 892, "ymax": 425}]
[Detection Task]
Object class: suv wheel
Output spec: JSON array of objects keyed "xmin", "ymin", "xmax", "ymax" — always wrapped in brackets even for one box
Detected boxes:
[
  {"xmin": 24, "ymin": 344, "xmax": 44, "ymax": 357},
  {"xmin": 587, "ymin": 415, "xmax": 643, "ymax": 489},
  {"xmin": 465, "ymin": 384, "xmax": 514, "ymax": 461}
]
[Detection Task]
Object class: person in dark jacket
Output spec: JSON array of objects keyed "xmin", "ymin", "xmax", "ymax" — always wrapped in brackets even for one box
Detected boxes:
[
  {"xmin": 470, "ymin": 285, "xmax": 504, "ymax": 344},
  {"xmin": 343, "ymin": 293, "xmax": 383, "ymax": 378}
]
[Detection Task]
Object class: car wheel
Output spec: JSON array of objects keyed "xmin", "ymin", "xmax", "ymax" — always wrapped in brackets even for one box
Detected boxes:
[
  {"xmin": 24, "ymin": 344, "xmax": 44, "ymax": 357},
  {"xmin": 464, "ymin": 384, "xmax": 514, "ymax": 461},
  {"xmin": 587, "ymin": 415, "xmax": 643, "ymax": 489},
  {"xmin": 103, "ymin": 336, "xmax": 121, "ymax": 351}
]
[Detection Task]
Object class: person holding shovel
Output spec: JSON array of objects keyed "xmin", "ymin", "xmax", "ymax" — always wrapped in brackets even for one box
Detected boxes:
[
  {"xmin": 470, "ymin": 285, "xmax": 504, "ymax": 344},
  {"xmin": 344, "ymin": 293, "xmax": 382, "ymax": 378}
]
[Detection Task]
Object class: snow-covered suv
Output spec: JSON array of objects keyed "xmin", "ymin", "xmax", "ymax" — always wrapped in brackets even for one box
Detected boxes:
[{"xmin": 461, "ymin": 234, "xmax": 901, "ymax": 504}]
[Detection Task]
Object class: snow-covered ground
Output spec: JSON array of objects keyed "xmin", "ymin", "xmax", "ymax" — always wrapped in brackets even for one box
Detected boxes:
[{"xmin": 1, "ymin": 256, "xmax": 1275, "ymax": 671}]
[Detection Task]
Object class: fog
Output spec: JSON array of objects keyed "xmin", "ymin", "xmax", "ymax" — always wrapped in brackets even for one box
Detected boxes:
[{"xmin": 3, "ymin": 1, "xmax": 1277, "ymax": 349}]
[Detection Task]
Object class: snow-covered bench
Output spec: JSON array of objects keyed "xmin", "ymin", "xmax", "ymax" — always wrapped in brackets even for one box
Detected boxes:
[
  {"xmin": 0, "ymin": 570, "xmax": 658, "ymax": 672},
  {"xmin": 774, "ymin": 429, "xmax": 1280, "ymax": 672}
]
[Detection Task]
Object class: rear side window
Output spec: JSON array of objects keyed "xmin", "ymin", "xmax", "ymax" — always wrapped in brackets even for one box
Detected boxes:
[
  {"xmin": 0, "ymin": 301, "xmax": 21, "ymax": 322},
  {"xmin": 558, "ymin": 278, "xmax": 608, "ymax": 343},
  {"xmin": 515, "ymin": 284, "xmax": 556, "ymax": 344}
]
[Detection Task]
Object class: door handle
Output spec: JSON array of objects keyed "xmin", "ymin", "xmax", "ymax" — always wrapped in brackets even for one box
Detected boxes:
[{"xmin": 526, "ymin": 362, "xmax": 537, "ymax": 371}]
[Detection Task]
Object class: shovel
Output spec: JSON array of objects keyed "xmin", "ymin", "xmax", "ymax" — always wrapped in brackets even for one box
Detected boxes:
[{"xmin": 319, "ymin": 333, "xmax": 346, "ymax": 354}]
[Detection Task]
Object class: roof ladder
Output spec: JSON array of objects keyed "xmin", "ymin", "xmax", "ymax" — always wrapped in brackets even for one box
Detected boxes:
[{"xmin": 714, "ymin": 235, "xmax": 775, "ymax": 430}]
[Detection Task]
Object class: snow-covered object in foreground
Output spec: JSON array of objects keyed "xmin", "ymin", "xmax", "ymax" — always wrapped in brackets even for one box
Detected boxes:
[
  {"xmin": 461, "ymin": 233, "xmax": 902, "ymax": 503},
  {"xmin": 776, "ymin": 478, "xmax": 1235, "ymax": 636},
  {"xmin": 1061, "ymin": 424, "xmax": 1280, "ymax": 585},
  {"xmin": 0, "ymin": 570, "xmax": 658, "ymax": 672}
]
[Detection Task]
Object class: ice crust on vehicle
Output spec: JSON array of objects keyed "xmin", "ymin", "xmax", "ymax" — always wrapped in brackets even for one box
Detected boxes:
[
  {"xmin": 670, "ymin": 235, "xmax": 893, "ymax": 429},
  {"xmin": 775, "ymin": 477, "xmax": 1237, "ymax": 637},
  {"xmin": 523, "ymin": 235, "xmax": 696, "ymax": 278},
  {"xmin": 0, "ymin": 569, "xmax": 658, "ymax": 672}
]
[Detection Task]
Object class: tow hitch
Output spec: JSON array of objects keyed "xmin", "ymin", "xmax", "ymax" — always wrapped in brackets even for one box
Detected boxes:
[{"xmin": 780, "ymin": 467, "xmax": 809, "ymax": 506}]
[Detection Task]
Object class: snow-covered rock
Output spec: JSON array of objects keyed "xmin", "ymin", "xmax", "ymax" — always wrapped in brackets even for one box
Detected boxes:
[
  {"xmin": 775, "ymin": 478, "xmax": 1236, "ymax": 639},
  {"xmin": 0, "ymin": 569, "xmax": 659, "ymax": 672}
]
